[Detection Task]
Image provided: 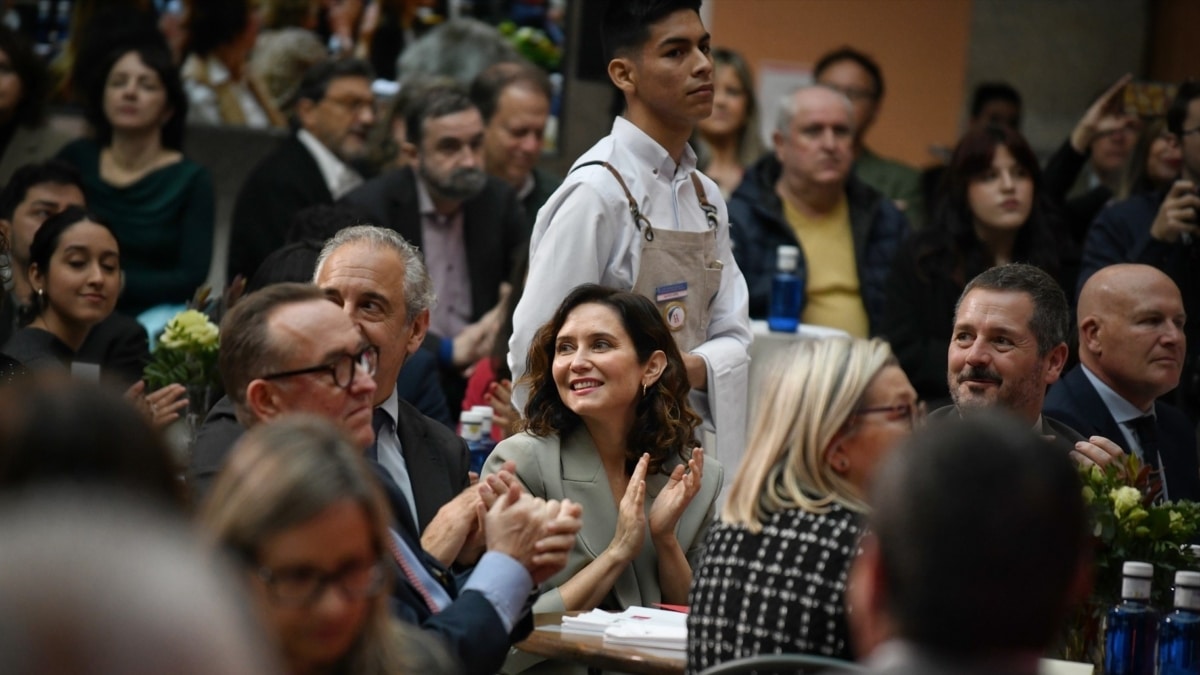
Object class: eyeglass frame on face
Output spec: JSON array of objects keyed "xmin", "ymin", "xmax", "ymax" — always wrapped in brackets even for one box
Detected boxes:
[
  {"xmin": 258, "ymin": 344, "xmax": 379, "ymax": 391},
  {"xmin": 852, "ymin": 401, "xmax": 927, "ymax": 430},
  {"xmin": 256, "ymin": 558, "xmax": 387, "ymax": 608}
]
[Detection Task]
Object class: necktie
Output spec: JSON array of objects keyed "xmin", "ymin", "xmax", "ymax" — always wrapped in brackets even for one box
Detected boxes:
[
  {"xmin": 386, "ymin": 530, "xmax": 441, "ymax": 614},
  {"xmin": 1130, "ymin": 415, "xmax": 1167, "ymax": 500},
  {"xmin": 366, "ymin": 408, "xmax": 389, "ymax": 461}
]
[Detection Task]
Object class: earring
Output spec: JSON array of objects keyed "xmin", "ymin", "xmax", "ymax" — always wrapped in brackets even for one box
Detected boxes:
[{"xmin": 642, "ymin": 382, "xmax": 648, "ymax": 397}]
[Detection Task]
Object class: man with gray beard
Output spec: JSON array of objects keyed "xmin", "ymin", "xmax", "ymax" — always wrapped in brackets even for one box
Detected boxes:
[{"xmin": 343, "ymin": 83, "xmax": 529, "ymax": 413}]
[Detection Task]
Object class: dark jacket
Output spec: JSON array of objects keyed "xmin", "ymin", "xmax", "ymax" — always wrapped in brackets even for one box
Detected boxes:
[
  {"xmin": 228, "ymin": 134, "xmax": 331, "ymax": 282},
  {"xmin": 1045, "ymin": 365, "xmax": 1200, "ymax": 501},
  {"xmin": 727, "ymin": 154, "xmax": 909, "ymax": 332},
  {"xmin": 369, "ymin": 461, "xmax": 532, "ymax": 675}
]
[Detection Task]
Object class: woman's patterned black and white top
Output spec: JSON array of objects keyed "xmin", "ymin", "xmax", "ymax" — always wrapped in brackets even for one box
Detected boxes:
[{"xmin": 686, "ymin": 502, "xmax": 865, "ymax": 673}]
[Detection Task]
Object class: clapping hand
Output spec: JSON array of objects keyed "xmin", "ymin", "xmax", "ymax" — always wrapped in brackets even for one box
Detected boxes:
[
  {"xmin": 649, "ymin": 447, "xmax": 704, "ymax": 540},
  {"xmin": 607, "ymin": 453, "xmax": 649, "ymax": 563}
]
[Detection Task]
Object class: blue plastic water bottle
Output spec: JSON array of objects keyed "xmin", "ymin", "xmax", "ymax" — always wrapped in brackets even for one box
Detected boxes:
[
  {"xmin": 768, "ymin": 245, "xmax": 802, "ymax": 333},
  {"xmin": 1159, "ymin": 570, "xmax": 1200, "ymax": 674},
  {"xmin": 1105, "ymin": 561, "xmax": 1158, "ymax": 675},
  {"xmin": 460, "ymin": 411, "xmax": 487, "ymax": 475}
]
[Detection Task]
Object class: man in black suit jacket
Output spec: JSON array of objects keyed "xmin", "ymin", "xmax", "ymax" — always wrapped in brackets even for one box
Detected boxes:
[
  {"xmin": 207, "ymin": 282, "xmax": 582, "ymax": 675},
  {"xmin": 1045, "ymin": 264, "xmax": 1200, "ymax": 500},
  {"xmin": 342, "ymin": 83, "xmax": 529, "ymax": 412},
  {"xmin": 227, "ymin": 59, "xmax": 377, "ymax": 282}
]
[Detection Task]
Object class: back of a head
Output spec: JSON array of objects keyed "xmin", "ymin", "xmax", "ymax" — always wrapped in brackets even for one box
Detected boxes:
[
  {"xmin": 602, "ymin": 0, "xmax": 703, "ymax": 61},
  {"xmin": 869, "ymin": 410, "xmax": 1085, "ymax": 657},
  {"xmin": 0, "ymin": 375, "xmax": 182, "ymax": 508},
  {"xmin": 0, "ymin": 489, "xmax": 280, "ymax": 675},
  {"xmin": 395, "ymin": 18, "xmax": 521, "ymax": 85}
]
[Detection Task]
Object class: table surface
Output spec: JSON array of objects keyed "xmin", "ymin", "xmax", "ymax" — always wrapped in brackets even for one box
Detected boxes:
[{"xmin": 515, "ymin": 612, "xmax": 686, "ymax": 675}]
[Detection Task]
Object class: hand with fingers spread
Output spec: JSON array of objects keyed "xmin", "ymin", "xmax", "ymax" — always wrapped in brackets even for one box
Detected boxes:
[
  {"xmin": 649, "ymin": 447, "xmax": 705, "ymax": 539},
  {"xmin": 1070, "ymin": 74, "xmax": 1136, "ymax": 154},
  {"xmin": 1150, "ymin": 180, "xmax": 1200, "ymax": 243},
  {"xmin": 608, "ymin": 453, "xmax": 649, "ymax": 563}
]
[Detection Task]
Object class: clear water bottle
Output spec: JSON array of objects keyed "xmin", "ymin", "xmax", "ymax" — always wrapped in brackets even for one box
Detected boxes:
[
  {"xmin": 1158, "ymin": 570, "xmax": 1200, "ymax": 674},
  {"xmin": 1105, "ymin": 561, "xmax": 1158, "ymax": 675},
  {"xmin": 768, "ymin": 244, "xmax": 803, "ymax": 333},
  {"xmin": 471, "ymin": 405, "xmax": 497, "ymax": 454},
  {"xmin": 460, "ymin": 411, "xmax": 487, "ymax": 475}
]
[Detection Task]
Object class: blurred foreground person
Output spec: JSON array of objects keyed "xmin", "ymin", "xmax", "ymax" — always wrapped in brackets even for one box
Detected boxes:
[{"xmin": 0, "ymin": 489, "xmax": 281, "ymax": 675}]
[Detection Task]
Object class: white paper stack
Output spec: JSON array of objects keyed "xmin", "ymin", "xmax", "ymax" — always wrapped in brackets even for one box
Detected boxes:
[
  {"xmin": 560, "ymin": 609, "xmax": 625, "ymax": 635},
  {"xmin": 559, "ymin": 606, "xmax": 689, "ymax": 650}
]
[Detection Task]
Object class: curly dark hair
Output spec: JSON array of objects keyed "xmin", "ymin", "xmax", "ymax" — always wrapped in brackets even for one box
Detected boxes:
[
  {"xmin": 914, "ymin": 125, "xmax": 1065, "ymax": 288},
  {"xmin": 520, "ymin": 284, "xmax": 701, "ymax": 475}
]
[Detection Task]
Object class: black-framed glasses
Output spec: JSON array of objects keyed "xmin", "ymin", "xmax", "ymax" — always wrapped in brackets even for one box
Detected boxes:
[
  {"xmin": 854, "ymin": 401, "xmax": 927, "ymax": 430},
  {"xmin": 257, "ymin": 559, "xmax": 386, "ymax": 607},
  {"xmin": 259, "ymin": 345, "xmax": 378, "ymax": 390}
]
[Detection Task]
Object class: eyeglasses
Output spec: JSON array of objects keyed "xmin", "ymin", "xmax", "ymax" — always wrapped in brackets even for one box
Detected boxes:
[
  {"xmin": 259, "ymin": 345, "xmax": 378, "ymax": 391},
  {"xmin": 854, "ymin": 401, "xmax": 927, "ymax": 430},
  {"xmin": 257, "ymin": 559, "xmax": 385, "ymax": 607}
]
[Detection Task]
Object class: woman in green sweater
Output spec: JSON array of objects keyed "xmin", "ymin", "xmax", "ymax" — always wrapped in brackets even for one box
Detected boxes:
[{"xmin": 58, "ymin": 40, "xmax": 213, "ymax": 317}]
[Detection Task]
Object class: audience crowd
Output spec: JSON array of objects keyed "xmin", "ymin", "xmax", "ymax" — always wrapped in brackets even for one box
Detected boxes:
[{"xmin": 0, "ymin": 0, "xmax": 1195, "ymax": 673}]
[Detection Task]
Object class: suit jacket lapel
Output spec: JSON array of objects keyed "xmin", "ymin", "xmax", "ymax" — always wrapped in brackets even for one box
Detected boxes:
[
  {"xmin": 393, "ymin": 399, "xmax": 449, "ymax": 532},
  {"xmin": 366, "ymin": 458, "xmax": 421, "ymax": 538},
  {"xmin": 1065, "ymin": 368, "xmax": 1125, "ymax": 442},
  {"xmin": 391, "ymin": 168, "xmax": 424, "ymax": 249}
]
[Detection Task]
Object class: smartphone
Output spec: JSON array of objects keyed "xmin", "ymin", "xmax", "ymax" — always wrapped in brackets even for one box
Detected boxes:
[{"xmin": 1124, "ymin": 81, "xmax": 1178, "ymax": 118}]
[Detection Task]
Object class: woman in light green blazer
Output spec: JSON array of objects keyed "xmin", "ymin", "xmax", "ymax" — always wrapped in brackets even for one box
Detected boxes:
[{"xmin": 483, "ymin": 284, "xmax": 722, "ymax": 614}]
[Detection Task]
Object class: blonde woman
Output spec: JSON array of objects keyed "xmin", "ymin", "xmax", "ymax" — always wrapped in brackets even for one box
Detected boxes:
[
  {"xmin": 686, "ymin": 338, "xmax": 920, "ymax": 672},
  {"xmin": 199, "ymin": 415, "xmax": 456, "ymax": 675}
]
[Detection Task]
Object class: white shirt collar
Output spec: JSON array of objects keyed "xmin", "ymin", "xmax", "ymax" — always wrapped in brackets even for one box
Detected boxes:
[
  {"xmin": 610, "ymin": 116, "xmax": 699, "ymax": 179},
  {"xmin": 517, "ymin": 172, "xmax": 536, "ymax": 200},
  {"xmin": 295, "ymin": 129, "xmax": 363, "ymax": 200}
]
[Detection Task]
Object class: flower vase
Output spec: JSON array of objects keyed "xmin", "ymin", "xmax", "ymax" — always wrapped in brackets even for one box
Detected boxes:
[
  {"xmin": 184, "ymin": 384, "xmax": 215, "ymax": 447},
  {"xmin": 1059, "ymin": 600, "xmax": 1106, "ymax": 670}
]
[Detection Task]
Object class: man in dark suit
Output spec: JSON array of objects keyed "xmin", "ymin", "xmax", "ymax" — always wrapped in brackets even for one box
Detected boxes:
[
  {"xmin": 191, "ymin": 227, "xmax": 470, "ymax": 554},
  {"xmin": 933, "ymin": 263, "xmax": 1126, "ymax": 467},
  {"xmin": 470, "ymin": 61, "xmax": 561, "ymax": 233},
  {"xmin": 208, "ymin": 282, "xmax": 582, "ymax": 675},
  {"xmin": 1045, "ymin": 264, "xmax": 1200, "ymax": 500},
  {"xmin": 227, "ymin": 58, "xmax": 377, "ymax": 282},
  {"xmin": 342, "ymin": 83, "xmax": 529, "ymax": 411},
  {"xmin": 850, "ymin": 412, "xmax": 1088, "ymax": 675}
]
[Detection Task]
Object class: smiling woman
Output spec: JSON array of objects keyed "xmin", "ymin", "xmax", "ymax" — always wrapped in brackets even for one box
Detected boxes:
[
  {"xmin": 2, "ymin": 206, "xmax": 121, "ymax": 372},
  {"xmin": 483, "ymin": 284, "xmax": 722, "ymax": 634}
]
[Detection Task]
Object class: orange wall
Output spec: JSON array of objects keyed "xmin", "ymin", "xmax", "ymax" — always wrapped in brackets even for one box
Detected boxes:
[
  {"xmin": 1150, "ymin": 0, "xmax": 1200, "ymax": 84},
  {"xmin": 710, "ymin": 0, "xmax": 972, "ymax": 168}
]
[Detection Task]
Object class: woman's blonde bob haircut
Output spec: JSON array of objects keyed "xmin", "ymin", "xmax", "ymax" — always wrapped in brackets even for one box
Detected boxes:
[
  {"xmin": 723, "ymin": 337, "xmax": 896, "ymax": 532},
  {"xmin": 198, "ymin": 415, "xmax": 402, "ymax": 675}
]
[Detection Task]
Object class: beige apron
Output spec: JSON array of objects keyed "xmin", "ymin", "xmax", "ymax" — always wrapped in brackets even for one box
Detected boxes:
[{"xmin": 575, "ymin": 162, "xmax": 722, "ymax": 353}]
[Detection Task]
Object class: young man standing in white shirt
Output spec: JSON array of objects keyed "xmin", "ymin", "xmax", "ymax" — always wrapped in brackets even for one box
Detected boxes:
[{"xmin": 510, "ymin": 0, "xmax": 751, "ymax": 478}]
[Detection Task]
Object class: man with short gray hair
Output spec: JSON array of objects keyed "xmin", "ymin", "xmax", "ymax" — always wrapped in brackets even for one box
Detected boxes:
[{"xmin": 728, "ymin": 84, "xmax": 908, "ymax": 336}]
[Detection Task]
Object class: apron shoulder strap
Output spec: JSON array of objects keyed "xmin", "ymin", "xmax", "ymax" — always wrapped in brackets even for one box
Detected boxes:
[
  {"xmin": 689, "ymin": 172, "xmax": 719, "ymax": 229},
  {"xmin": 570, "ymin": 160, "xmax": 653, "ymax": 241}
]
